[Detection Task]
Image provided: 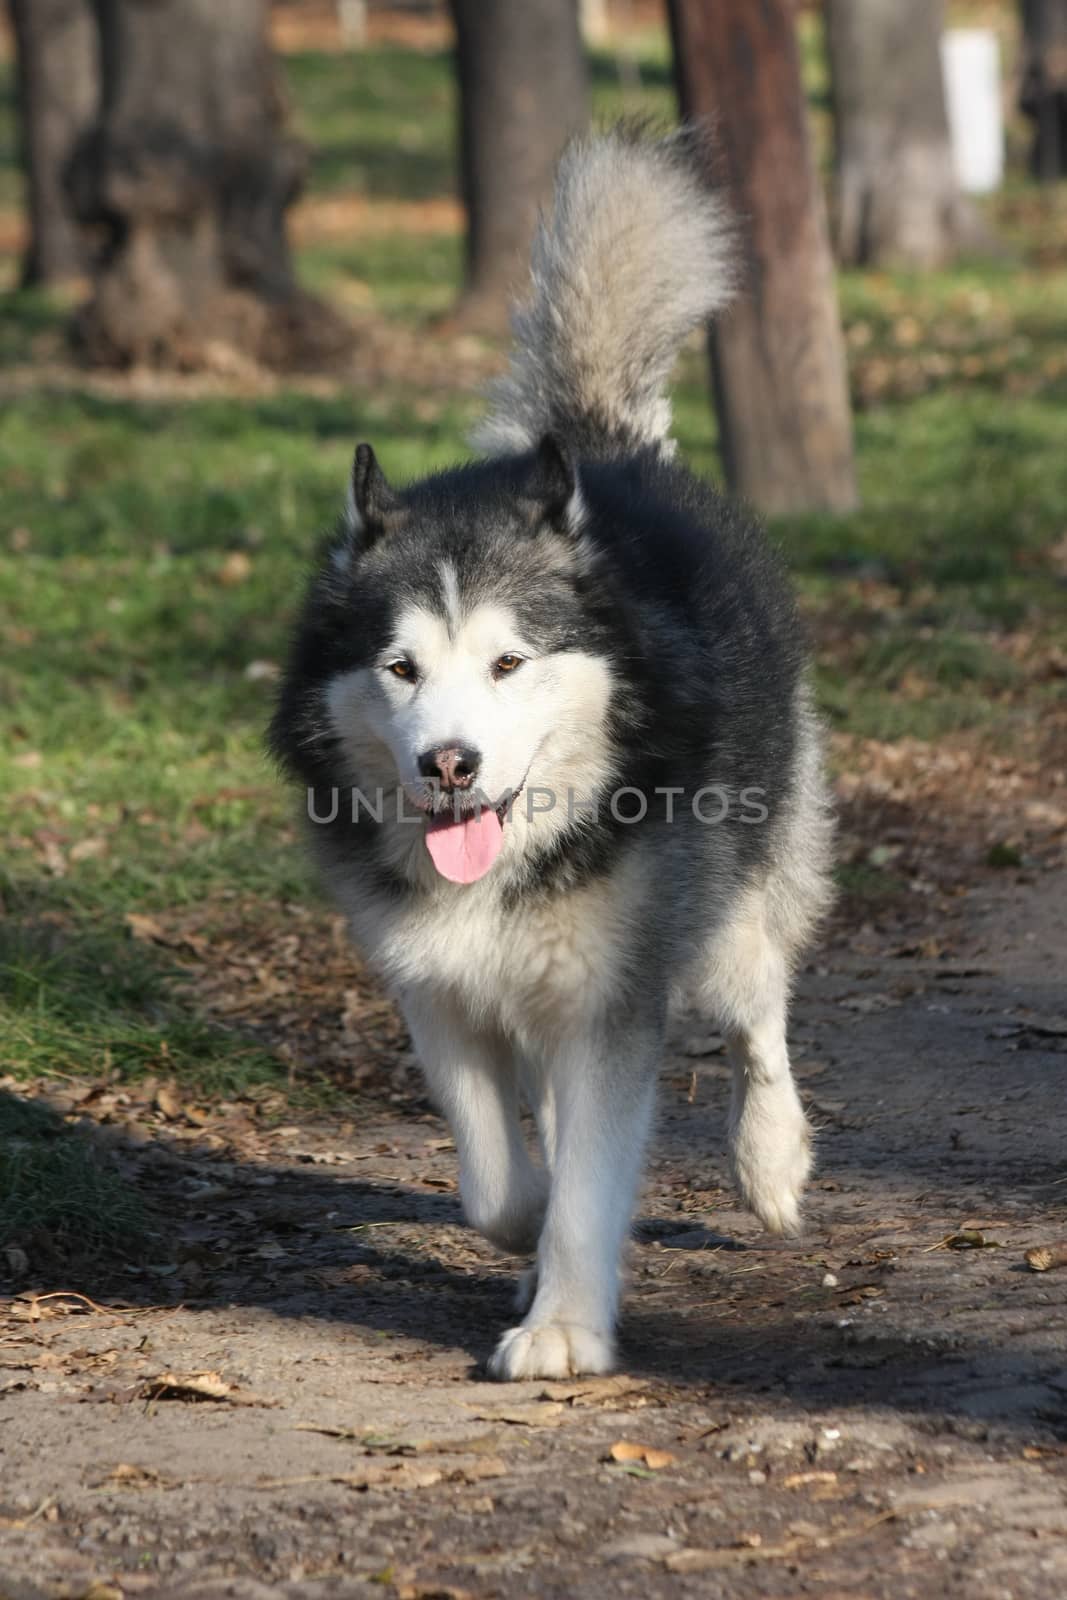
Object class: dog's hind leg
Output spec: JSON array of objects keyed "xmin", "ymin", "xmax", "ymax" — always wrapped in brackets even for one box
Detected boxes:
[
  {"xmin": 401, "ymin": 990, "xmax": 548, "ymax": 1256},
  {"xmin": 698, "ymin": 887, "xmax": 812, "ymax": 1236},
  {"xmin": 726, "ymin": 1001, "xmax": 811, "ymax": 1236}
]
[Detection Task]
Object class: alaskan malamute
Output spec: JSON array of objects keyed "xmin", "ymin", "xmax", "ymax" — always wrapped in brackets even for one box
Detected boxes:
[{"xmin": 271, "ymin": 128, "xmax": 833, "ymax": 1379}]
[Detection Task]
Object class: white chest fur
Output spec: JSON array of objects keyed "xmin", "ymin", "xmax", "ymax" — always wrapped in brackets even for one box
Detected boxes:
[{"xmin": 337, "ymin": 853, "xmax": 645, "ymax": 1047}]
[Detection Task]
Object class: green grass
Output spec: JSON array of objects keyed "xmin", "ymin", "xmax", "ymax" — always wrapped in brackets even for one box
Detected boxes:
[
  {"xmin": 0, "ymin": 1092, "xmax": 153, "ymax": 1271},
  {"xmin": 0, "ymin": 919, "xmax": 288, "ymax": 1096},
  {"xmin": 1, "ymin": 24, "xmax": 1066, "ymax": 1114},
  {"xmin": 284, "ymin": 37, "xmax": 674, "ymax": 202},
  {"xmin": 287, "ymin": 45, "xmax": 457, "ymax": 200}
]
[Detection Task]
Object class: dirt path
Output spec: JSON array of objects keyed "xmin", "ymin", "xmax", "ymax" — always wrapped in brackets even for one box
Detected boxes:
[{"xmin": 2, "ymin": 869, "xmax": 1066, "ymax": 1599}]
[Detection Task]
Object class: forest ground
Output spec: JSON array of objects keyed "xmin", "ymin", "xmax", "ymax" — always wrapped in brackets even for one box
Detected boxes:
[{"xmin": 1, "ymin": 10, "xmax": 1065, "ymax": 1597}]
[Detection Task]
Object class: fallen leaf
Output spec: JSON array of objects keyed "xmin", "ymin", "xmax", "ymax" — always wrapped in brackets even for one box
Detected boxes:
[
  {"xmin": 450, "ymin": 1457, "xmax": 508, "ymax": 1484},
  {"xmin": 412, "ymin": 1432, "xmax": 503, "ymax": 1457},
  {"xmin": 124, "ymin": 912, "xmax": 208, "ymax": 957},
  {"xmin": 155, "ymin": 1084, "xmax": 183, "ymax": 1120},
  {"xmin": 0, "ymin": 1495, "xmax": 55, "ymax": 1529},
  {"xmin": 608, "ymin": 1440, "xmax": 675, "ymax": 1470},
  {"xmin": 609, "ymin": 1440, "xmax": 645, "ymax": 1462},
  {"xmin": 219, "ymin": 550, "xmax": 253, "ymax": 585},
  {"xmin": 539, "ymin": 1375, "xmax": 650, "ymax": 1406},
  {"xmin": 12, "ymin": 1290, "xmax": 168, "ymax": 1320},
  {"xmin": 68, "ymin": 836, "xmax": 108, "ymax": 864},
  {"xmin": 140, "ymin": 1370, "xmax": 276, "ymax": 1407},
  {"xmin": 256, "ymin": 1458, "xmax": 501, "ymax": 1494},
  {"xmin": 125, "ymin": 911, "xmax": 167, "ymax": 943},
  {"xmin": 473, "ymin": 1400, "xmax": 564, "ymax": 1427},
  {"xmin": 1025, "ymin": 1245, "xmax": 1067, "ymax": 1272},
  {"xmin": 90, "ymin": 1462, "xmax": 176, "ymax": 1491}
]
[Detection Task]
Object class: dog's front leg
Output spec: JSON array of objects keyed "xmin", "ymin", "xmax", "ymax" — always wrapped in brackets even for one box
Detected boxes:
[
  {"xmin": 401, "ymin": 990, "xmax": 548, "ymax": 1255},
  {"xmin": 489, "ymin": 1022, "xmax": 660, "ymax": 1380}
]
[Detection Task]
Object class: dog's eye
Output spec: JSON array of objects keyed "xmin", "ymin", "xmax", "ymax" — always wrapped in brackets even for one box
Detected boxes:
[
  {"xmin": 387, "ymin": 659, "xmax": 416, "ymax": 682},
  {"xmin": 493, "ymin": 654, "xmax": 523, "ymax": 678}
]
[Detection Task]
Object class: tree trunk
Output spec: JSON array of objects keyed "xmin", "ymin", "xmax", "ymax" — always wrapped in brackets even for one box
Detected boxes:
[
  {"xmin": 449, "ymin": 0, "xmax": 590, "ymax": 330},
  {"xmin": 8, "ymin": 0, "xmax": 99, "ymax": 287},
  {"xmin": 1020, "ymin": 0, "xmax": 1067, "ymax": 180},
  {"xmin": 668, "ymin": 0, "xmax": 857, "ymax": 516},
  {"xmin": 68, "ymin": 0, "xmax": 351, "ymax": 370},
  {"xmin": 825, "ymin": 0, "xmax": 975, "ymax": 268}
]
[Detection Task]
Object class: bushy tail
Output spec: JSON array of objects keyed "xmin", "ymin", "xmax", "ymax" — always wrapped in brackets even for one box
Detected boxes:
[{"xmin": 473, "ymin": 124, "xmax": 736, "ymax": 461}]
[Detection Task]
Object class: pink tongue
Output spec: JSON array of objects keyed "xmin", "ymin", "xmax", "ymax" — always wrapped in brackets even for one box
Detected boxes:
[{"xmin": 425, "ymin": 807, "xmax": 504, "ymax": 884}]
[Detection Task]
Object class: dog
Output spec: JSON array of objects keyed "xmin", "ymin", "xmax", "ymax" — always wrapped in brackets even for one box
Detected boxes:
[{"xmin": 270, "ymin": 127, "xmax": 833, "ymax": 1380}]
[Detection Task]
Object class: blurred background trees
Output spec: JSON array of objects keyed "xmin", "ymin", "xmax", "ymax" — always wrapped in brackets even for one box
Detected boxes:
[
  {"xmin": 448, "ymin": 0, "xmax": 589, "ymax": 330},
  {"xmin": 1, "ymin": 3, "xmax": 1065, "ymax": 1123},
  {"xmin": 1020, "ymin": 0, "xmax": 1067, "ymax": 177},
  {"xmin": 669, "ymin": 0, "xmax": 857, "ymax": 513},
  {"xmin": 67, "ymin": 0, "xmax": 350, "ymax": 368},
  {"xmin": 9, "ymin": 0, "xmax": 97, "ymax": 286},
  {"xmin": 825, "ymin": 0, "xmax": 979, "ymax": 268},
  {"xmin": 1, "ymin": 0, "xmax": 1062, "ymax": 510}
]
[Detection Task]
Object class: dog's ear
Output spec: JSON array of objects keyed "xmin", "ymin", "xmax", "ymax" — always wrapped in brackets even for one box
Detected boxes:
[
  {"xmin": 345, "ymin": 443, "xmax": 404, "ymax": 547},
  {"xmin": 521, "ymin": 434, "xmax": 585, "ymax": 537}
]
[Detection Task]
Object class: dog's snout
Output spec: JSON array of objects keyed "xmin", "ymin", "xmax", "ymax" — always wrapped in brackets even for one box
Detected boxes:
[{"xmin": 418, "ymin": 744, "xmax": 481, "ymax": 791}]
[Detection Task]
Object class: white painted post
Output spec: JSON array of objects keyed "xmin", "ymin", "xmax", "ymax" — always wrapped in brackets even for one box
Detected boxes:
[
  {"xmin": 338, "ymin": 0, "xmax": 369, "ymax": 48},
  {"xmin": 941, "ymin": 29, "xmax": 1004, "ymax": 194}
]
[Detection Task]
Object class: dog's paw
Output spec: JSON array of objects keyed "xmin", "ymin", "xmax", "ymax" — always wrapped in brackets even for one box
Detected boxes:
[
  {"xmin": 488, "ymin": 1322, "xmax": 615, "ymax": 1381},
  {"xmin": 731, "ymin": 1088, "xmax": 812, "ymax": 1237}
]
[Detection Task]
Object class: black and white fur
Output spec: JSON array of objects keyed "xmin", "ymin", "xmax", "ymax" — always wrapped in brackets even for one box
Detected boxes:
[{"xmin": 270, "ymin": 127, "xmax": 833, "ymax": 1380}]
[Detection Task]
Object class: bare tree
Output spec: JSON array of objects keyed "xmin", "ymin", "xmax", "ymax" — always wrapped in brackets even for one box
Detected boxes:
[
  {"xmin": 68, "ymin": 0, "xmax": 351, "ymax": 369},
  {"xmin": 825, "ymin": 0, "xmax": 977, "ymax": 268},
  {"xmin": 449, "ymin": 0, "xmax": 590, "ymax": 330},
  {"xmin": 1020, "ymin": 0, "xmax": 1067, "ymax": 180},
  {"xmin": 668, "ymin": 0, "xmax": 857, "ymax": 515},
  {"xmin": 8, "ymin": 0, "xmax": 98, "ymax": 287}
]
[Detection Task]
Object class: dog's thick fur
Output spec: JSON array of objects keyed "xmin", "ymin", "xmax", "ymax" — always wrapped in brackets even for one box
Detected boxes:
[{"xmin": 271, "ymin": 127, "xmax": 833, "ymax": 1380}]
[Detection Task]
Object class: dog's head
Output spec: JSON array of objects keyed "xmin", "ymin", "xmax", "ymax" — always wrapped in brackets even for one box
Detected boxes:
[{"xmin": 302, "ymin": 438, "xmax": 619, "ymax": 883}]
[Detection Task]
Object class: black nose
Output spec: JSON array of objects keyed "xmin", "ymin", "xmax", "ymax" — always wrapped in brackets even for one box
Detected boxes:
[{"xmin": 418, "ymin": 744, "xmax": 481, "ymax": 791}]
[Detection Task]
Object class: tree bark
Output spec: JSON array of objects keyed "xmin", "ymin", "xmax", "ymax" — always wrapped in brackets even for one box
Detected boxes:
[
  {"xmin": 668, "ymin": 0, "xmax": 857, "ymax": 516},
  {"xmin": 449, "ymin": 0, "xmax": 590, "ymax": 330},
  {"xmin": 8, "ymin": 0, "xmax": 99, "ymax": 287},
  {"xmin": 825, "ymin": 0, "xmax": 975, "ymax": 268},
  {"xmin": 68, "ymin": 0, "xmax": 351, "ymax": 370},
  {"xmin": 1020, "ymin": 0, "xmax": 1067, "ymax": 180}
]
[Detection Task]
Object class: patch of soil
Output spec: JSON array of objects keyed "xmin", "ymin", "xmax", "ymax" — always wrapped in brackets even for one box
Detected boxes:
[{"xmin": 2, "ymin": 772, "xmax": 1067, "ymax": 1595}]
